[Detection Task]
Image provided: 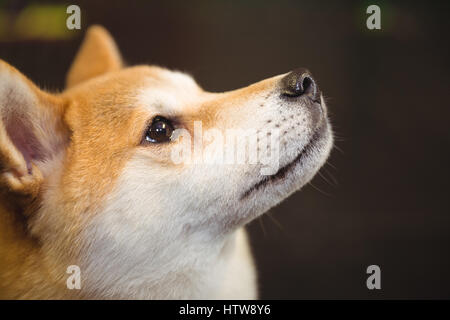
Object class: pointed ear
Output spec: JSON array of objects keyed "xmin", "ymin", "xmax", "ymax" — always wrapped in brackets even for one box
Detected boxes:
[
  {"xmin": 0, "ymin": 60, "xmax": 68, "ymax": 197},
  {"xmin": 66, "ymin": 25, "xmax": 123, "ymax": 88}
]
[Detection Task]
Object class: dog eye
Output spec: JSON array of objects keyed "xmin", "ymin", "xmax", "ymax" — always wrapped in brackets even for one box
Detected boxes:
[{"xmin": 144, "ymin": 116, "xmax": 174, "ymax": 143}]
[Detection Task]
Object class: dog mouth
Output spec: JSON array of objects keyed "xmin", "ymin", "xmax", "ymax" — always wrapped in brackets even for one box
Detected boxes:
[{"xmin": 240, "ymin": 122, "xmax": 327, "ymax": 200}]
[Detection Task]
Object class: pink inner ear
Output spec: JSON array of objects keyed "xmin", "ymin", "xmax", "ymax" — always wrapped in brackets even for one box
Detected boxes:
[{"xmin": 5, "ymin": 115, "xmax": 45, "ymax": 174}]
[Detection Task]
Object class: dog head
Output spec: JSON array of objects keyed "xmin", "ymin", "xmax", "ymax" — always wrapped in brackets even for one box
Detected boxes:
[{"xmin": 0, "ymin": 26, "xmax": 332, "ymax": 296}]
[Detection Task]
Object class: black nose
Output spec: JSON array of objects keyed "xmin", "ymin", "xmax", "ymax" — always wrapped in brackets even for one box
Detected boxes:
[{"xmin": 280, "ymin": 68, "xmax": 319, "ymax": 100}]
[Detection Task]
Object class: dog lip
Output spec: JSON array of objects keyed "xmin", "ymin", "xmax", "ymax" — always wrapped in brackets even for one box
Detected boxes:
[
  {"xmin": 239, "ymin": 122, "xmax": 326, "ymax": 200},
  {"xmin": 312, "ymin": 97, "xmax": 321, "ymax": 104}
]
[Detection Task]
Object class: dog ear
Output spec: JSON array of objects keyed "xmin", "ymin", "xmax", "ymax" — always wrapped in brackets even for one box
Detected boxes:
[
  {"xmin": 66, "ymin": 25, "xmax": 123, "ymax": 88},
  {"xmin": 0, "ymin": 60, "xmax": 68, "ymax": 197}
]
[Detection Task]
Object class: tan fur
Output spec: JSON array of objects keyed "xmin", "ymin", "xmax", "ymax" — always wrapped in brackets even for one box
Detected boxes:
[{"xmin": 0, "ymin": 26, "xmax": 332, "ymax": 299}]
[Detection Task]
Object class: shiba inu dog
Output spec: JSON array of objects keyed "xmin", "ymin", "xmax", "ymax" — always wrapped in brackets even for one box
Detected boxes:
[{"xmin": 0, "ymin": 26, "xmax": 333, "ymax": 299}]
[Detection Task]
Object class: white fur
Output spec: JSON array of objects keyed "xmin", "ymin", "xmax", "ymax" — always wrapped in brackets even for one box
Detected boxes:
[
  {"xmin": 63, "ymin": 72, "xmax": 333, "ymax": 299},
  {"xmin": 28, "ymin": 69, "xmax": 332, "ymax": 299}
]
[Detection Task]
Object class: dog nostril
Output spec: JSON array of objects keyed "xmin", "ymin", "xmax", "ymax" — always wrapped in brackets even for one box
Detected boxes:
[
  {"xmin": 302, "ymin": 76, "xmax": 314, "ymax": 95},
  {"xmin": 281, "ymin": 68, "xmax": 319, "ymax": 100}
]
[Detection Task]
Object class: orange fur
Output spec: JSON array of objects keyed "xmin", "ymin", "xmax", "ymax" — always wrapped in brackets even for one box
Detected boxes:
[{"xmin": 0, "ymin": 25, "xmax": 325, "ymax": 299}]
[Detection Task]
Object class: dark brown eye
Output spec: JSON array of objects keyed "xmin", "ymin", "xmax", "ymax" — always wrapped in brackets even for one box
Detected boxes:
[{"xmin": 144, "ymin": 116, "xmax": 174, "ymax": 143}]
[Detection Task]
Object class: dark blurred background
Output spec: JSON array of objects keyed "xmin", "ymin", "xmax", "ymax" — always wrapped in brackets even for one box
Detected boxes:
[{"xmin": 1, "ymin": 0, "xmax": 449, "ymax": 299}]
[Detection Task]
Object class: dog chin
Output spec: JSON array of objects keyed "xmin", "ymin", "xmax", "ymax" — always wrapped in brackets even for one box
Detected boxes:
[{"xmin": 238, "ymin": 119, "xmax": 333, "ymax": 222}]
